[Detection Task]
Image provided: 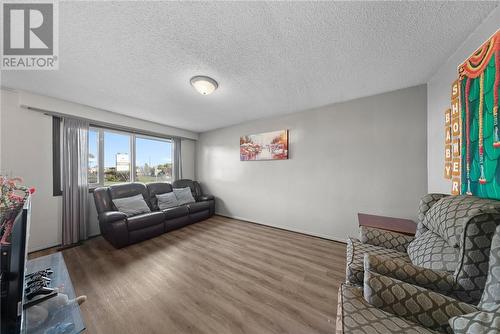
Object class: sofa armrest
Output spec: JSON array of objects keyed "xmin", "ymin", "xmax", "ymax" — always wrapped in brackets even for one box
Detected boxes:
[
  {"xmin": 197, "ymin": 194, "xmax": 214, "ymax": 201},
  {"xmin": 363, "ymin": 268, "xmax": 478, "ymax": 332},
  {"xmin": 360, "ymin": 226, "xmax": 414, "ymax": 252},
  {"xmin": 449, "ymin": 305, "xmax": 500, "ymax": 333},
  {"xmin": 455, "ymin": 210, "xmax": 500, "ymax": 304},
  {"xmin": 97, "ymin": 211, "xmax": 129, "ymax": 248},
  {"xmin": 364, "ymin": 254, "xmax": 455, "ymax": 293},
  {"xmin": 98, "ymin": 211, "xmax": 128, "ymax": 224}
]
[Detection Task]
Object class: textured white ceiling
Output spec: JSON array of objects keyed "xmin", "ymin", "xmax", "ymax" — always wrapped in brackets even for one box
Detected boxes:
[{"xmin": 2, "ymin": 1, "xmax": 498, "ymax": 132}]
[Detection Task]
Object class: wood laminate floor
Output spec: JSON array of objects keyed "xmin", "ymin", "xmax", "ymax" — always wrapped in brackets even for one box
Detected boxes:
[{"xmin": 55, "ymin": 216, "xmax": 346, "ymax": 334}]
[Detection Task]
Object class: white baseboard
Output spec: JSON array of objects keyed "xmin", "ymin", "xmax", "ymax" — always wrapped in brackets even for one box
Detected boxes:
[
  {"xmin": 215, "ymin": 212, "xmax": 347, "ymax": 244},
  {"xmin": 28, "ymin": 241, "xmax": 61, "ymax": 253}
]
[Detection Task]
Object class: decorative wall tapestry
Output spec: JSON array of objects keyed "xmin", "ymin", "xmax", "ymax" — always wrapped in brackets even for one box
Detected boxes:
[
  {"xmin": 458, "ymin": 29, "xmax": 500, "ymax": 199},
  {"xmin": 240, "ymin": 130, "xmax": 288, "ymax": 161}
]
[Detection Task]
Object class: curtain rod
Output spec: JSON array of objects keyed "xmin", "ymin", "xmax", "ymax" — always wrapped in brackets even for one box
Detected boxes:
[{"xmin": 24, "ymin": 105, "xmax": 193, "ymax": 141}]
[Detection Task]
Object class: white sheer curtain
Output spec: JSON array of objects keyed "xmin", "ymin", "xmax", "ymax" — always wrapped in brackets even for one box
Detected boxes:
[
  {"xmin": 173, "ymin": 137, "xmax": 182, "ymax": 181},
  {"xmin": 62, "ymin": 118, "xmax": 89, "ymax": 246}
]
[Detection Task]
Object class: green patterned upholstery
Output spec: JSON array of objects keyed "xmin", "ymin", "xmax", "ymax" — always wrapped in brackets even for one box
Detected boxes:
[
  {"xmin": 346, "ymin": 238, "xmax": 410, "ymax": 286},
  {"xmin": 416, "ymin": 194, "xmax": 449, "ymax": 238},
  {"xmin": 407, "ymin": 230, "xmax": 460, "ymax": 272},
  {"xmin": 419, "ymin": 195, "xmax": 500, "ymax": 248},
  {"xmin": 479, "ymin": 224, "xmax": 500, "ymax": 308},
  {"xmin": 337, "ymin": 195, "xmax": 500, "ymax": 333},
  {"xmin": 363, "ymin": 259, "xmax": 478, "ymax": 333},
  {"xmin": 449, "ymin": 305, "xmax": 500, "ymax": 334},
  {"xmin": 446, "ymin": 224, "xmax": 500, "ymax": 333},
  {"xmin": 336, "ymin": 283, "xmax": 440, "ymax": 334},
  {"xmin": 364, "ymin": 254, "xmax": 455, "ymax": 294},
  {"xmin": 453, "ymin": 209, "xmax": 500, "ymax": 304},
  {"xmin": 360, "ymin": 226, "xmax": 414, "ymax": 252},
  {"xmin": 410, "ymin": 195, "xmax": 500, "ymax": 304},
  {"xmin": 348, "ymin": 194, "xmax": 500, "ymax": 304}
]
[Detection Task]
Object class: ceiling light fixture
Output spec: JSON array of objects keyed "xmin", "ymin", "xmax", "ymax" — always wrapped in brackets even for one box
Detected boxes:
[{"xmin": 190, "ymin": 76, "xmax": 218, "ymax": 95}]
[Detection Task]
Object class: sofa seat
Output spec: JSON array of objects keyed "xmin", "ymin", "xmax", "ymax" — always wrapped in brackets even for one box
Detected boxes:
[
  {"xmin": 336, "ymin": 284, "xmax": 439, "ymax": 334},
  {"xmin": 346, "ymin": 238, "xmax": 410, "ymax": 285},
  {"xmin": 126, "ymin": 211, "xmax": 165, "ymax": 231},
  {"xmin": 162, "ymin": 206, "xmax": 189, "ymax": 220},
  {"xmin": 186, "ymin": 201, "xmax": 210, "ymax": 213},
  {"xmin": 94, "ymin": 180, "xmax": 215, "ymax": 248}
]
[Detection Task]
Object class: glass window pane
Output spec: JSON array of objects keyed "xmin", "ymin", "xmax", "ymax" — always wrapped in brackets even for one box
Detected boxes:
[
  {"xmin": 135, "ymin": 137, "xmax": 172, "ymax": 183},
  {"xmin": 88, "ymin": 129, "xmax": 99, "ymax": 184},
  {"xmin": 104, "ymin": 131, "xmax": 131, "ymax": 185}
]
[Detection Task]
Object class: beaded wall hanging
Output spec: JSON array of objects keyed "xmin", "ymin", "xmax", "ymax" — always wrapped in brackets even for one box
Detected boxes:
[{"xmin": 455, "ymin": 29, "xmax": 500, "ymax": 199}]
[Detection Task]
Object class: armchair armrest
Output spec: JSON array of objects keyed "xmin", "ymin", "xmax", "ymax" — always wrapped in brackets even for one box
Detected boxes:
[
  {"xmin": 98, "ymin": 211, "xmax": 128, "ymax": 223},
  {"xmin": 449, "ymin": 305, "xmax": 500, "ymax": 333},
  {"xmin": 363, "ymin": 268, "xmax": 478, "ymax": 332},
  {"xmin": 360, "ymin": 226, "xmax": 414, "ymax": 252},
  {"xmin": 364, "ymin": 254, "xmax": 455, "ymax": 293}
]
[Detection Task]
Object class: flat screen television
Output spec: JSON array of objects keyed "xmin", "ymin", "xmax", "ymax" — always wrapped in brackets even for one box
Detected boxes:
[{"xmin": 0, "ymin": 198, "xmax": 31, "ymax": 334}]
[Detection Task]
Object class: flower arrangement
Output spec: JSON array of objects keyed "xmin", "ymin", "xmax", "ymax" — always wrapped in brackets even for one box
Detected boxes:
[{"xmin": 0, "ymin": 176, "xmax": 35, "ymax": 244}]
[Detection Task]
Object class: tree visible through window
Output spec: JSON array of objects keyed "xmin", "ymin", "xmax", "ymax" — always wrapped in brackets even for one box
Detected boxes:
[{"xmin": 135, "ymin": 136, "xmax": 172, "ymax": 183}]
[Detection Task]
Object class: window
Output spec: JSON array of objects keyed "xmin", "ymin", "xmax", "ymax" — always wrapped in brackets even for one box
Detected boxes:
[
  {"xmin": 88, "ymin": 127, "xmax": 173, "ymax": 187},
  {"xmin": 135, "ymin": 136, "xmax": 173, "ymax": 183},
  {"xmin": 104, "ymin": 131, "xmax": 131, "ymax": 185}
]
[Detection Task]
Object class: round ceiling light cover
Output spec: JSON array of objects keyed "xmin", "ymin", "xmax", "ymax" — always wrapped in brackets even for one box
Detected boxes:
[{"xmin": 190, "ymin": 76, "xmax": 218, "ymax": 95}]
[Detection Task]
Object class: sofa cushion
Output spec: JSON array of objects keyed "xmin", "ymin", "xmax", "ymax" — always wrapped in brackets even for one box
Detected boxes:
[
  {"xmin": 346, "ymin": 238, "xmax": 410, "ymax": 285},
  {"xmin": 146, "ymin": 182, "xmax": 173, "ymax": 210},
  {"xmin": 186, "ymin": 201, "xmax": 210, "ymax": 213},
  {"xmin": 156, "ymin": 192, "xmax": 179, "ymax": 210},
  {"xmin": 173, "ymin": 187, "xmax": 196, "ymax": 205},
  {"xmin": 163, "ymin": 206, "xmax": 189, "ymax": 220},
  {"xmin": 112, "ymin": 194, "xmax": 151, "ymax": 217},
  {"xmin": 423, "ymin": 195, "xmax": 500, "ymax": 248},
  {"xmin": 126, "ymin": 211, "xmax": 164, "ymax": 231},
  {"xmin": 172, "ymin": 179, "xmax": 202, "ymax": 199},
  {"xmin": 407, "ymin": 230, "xmax": 460, "ymax": 272}
]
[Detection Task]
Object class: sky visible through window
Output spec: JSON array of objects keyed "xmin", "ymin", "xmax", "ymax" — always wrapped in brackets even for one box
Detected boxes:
[
  {"xmin": 88, "ymin": 130, "xmax": 172, "ymax": 168},
  {"xmin": 135, "ymin": 137, "xmax": 172, "ymax": 167}
]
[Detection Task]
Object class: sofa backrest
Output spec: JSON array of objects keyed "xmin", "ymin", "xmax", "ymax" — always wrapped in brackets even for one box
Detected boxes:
[
  {"xmin": 146, "ymin": 182, "xmax": 173, "ymax": 210},
  {"xmin": 108, "ymin": 182, "xmax": 152, "ymax": 210},
  {"xmin": 416, "ymin": 193, "xmax": 449, "ymax": 237},
  {"xmin": 422, "ymin": 195, "xmax": 500, "ymax": 248},
  {"xmin": 93, "ymin": 187, "xmax": 113, "ymax": 214},
  {"xmin": 411, "ymin": 194, "xmax": 500, "ymax": 304},
  {"xmin": 172, "ymin": 179, "xmax": 202, "ymax": 199}
]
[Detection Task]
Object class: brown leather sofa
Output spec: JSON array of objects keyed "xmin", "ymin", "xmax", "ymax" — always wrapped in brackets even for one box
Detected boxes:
[{"xmin": 93, "ymin": 180, "xmax": 215, "ymax": 248}]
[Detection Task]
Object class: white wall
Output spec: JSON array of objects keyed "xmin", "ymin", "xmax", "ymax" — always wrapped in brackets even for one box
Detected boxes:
[
  {"xmin": 197, "ymin": 85, "xmax": 428, "ymax": 241},
  {"xmin": 181, "ymin": 139, "xmax": 196, "ymax": 180},
  {"xmin": 427, "ymin": 8, "xmax": 500, "ymax": 194},
  {"xmin": 1, "ymin": 89, "xmax": 63, "ymax": 251},
  {"xmin": 1, "ymin": 88, "xmax": 198, "ymax": 251},
  {"xmin": 18, "ymin": 91, "xmax": 197, "ymax": 140}
]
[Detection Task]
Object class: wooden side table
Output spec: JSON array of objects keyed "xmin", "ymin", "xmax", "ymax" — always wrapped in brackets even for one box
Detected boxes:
[{"xmin": 357, "ymin": 213, "xmax": 416, "ymax": 236}]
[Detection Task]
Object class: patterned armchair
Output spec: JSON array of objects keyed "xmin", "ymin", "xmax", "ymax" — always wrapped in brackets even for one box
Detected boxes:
[
  {"xmin": 346, "ymin": 194, "xmax": 500, "ymax": 304},
  {"xmin": 337, "ymin": 222, "xmax": 500, "ymax": 334}
]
